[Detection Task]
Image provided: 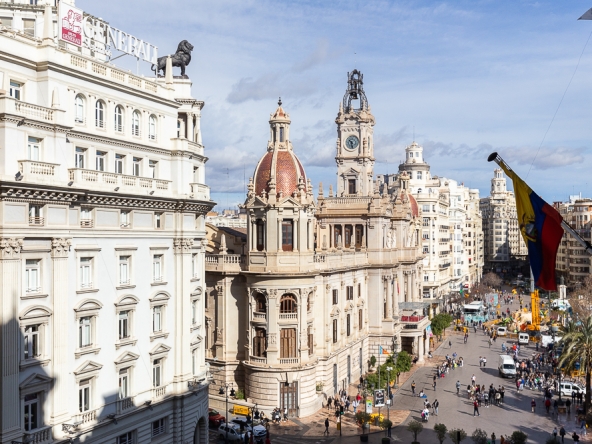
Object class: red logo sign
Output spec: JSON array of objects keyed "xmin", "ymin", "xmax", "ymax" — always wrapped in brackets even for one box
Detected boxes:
[{"xmin": 59, "ymin": 3, "xmax": 82, "ymax": 47}]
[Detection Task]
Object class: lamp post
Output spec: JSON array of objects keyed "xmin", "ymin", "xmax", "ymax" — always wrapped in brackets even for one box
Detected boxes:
[
  {"xmin": 219, "ymin": 383, "xmax": 235, "ymax": 442},
  {"xmin": 386, "ymin": 366, "xmax": 393, "ymax": 437}
]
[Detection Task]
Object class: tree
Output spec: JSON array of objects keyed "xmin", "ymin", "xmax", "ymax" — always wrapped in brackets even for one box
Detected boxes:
[
  {"xmin": 369, "ymin": 355, "xmax": 377, "ymax": 368},
  {"xmin": 395, "ymin": 350, "xmax": 412, "ymax": 374},
  {"xmin": 482, "ymin": 272, "xmax": 502, "ymax": 289},
  {"xmin": 449, "ymin": 428, "xmax": 467, "ymax": 444},
  {"xmin": 431, "ymin": 313, "xmax": 453, "ymax": 338},
  {"xmin": 471, "ymin": 428, "xmax": 488, "ymax": 444},
  {"xmin": 569, "ymin": 276, "xmax": 592, "ymax": 321},
  {"xmin": 559, "ymin": 315, "xmax": 592, "ymax": 419},
  {"xmin": 509, "ymin": 431, "xmax": 527, "ymax": 444},
  {"xmin": 407, "ymin": 420, "xmax": 423, "ymax": 443},
  {"xmin": 355, "ymin": 412, "xmax": 372, "ymax": 436},
  {"xmin": 434, "ymin": 423, "xmax": 448, "ymax": 444}
]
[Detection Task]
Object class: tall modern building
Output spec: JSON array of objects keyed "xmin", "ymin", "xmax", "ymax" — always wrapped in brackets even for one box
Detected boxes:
[
  {"xmin": 204, "ymin": 71, "xmax": 427, "ymax": 418},
  {"xmin": 480, "ymin": 168, "xmax": 528, "ymax": 275},
  {"xmin": 0, "ymin": 2, "xmax": 213, "ymax": 443},
  {"xmin": 555, "ymin": 196, "xmax": 592, "ymax": 286},
  {"xmin": 377, "ymin": 141, "xmax": 483, "ymax": 307}
]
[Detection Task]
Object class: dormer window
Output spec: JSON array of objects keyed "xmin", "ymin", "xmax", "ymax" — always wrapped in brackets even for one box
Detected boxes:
[
  {"xmin": 281, "ymin": 220, "xmax": 293, "ymax": 252},
  {"xmin": 279, "ymin": 127, "xmax": 284, "ymax": 142}
]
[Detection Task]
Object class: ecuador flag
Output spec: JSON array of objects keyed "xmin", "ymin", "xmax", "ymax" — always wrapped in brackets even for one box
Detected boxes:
[{"xmin": 499, "ymin": 163, "xmax": 563, "ymax": 291}]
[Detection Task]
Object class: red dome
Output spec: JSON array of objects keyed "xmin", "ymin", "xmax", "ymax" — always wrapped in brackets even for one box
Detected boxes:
[
  {"xmin": 254, "ymin": 149, "xmax": 307, "ymax": 198},
  {"xmin": 400, "ymin": 191, "xmax": 419, "ymax": 218}
]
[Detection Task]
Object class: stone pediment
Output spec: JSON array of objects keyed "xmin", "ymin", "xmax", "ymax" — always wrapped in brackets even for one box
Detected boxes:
[
  {"xmin": 191, "ymin": 335, "xmax": 203, "ymax": 346},
  {"xmin": 20, "ymin": 373, "xmax": 53, "ymax": 391},
  {"xmin": 330, "ymin": 306, "xmax": 341, "ymax": 317},
  {"xmin": 73, "ymin": 360, "xmax": 103, "ymax": 376},
  {"xmin": 149, "ymin": 343, "xmax": 171, "ymax": 356},
  {"xmin": 340, "ymin": 168, "xmax": 359, "ymax": 176},
  {"xmin": 277, "ymin": 196, "xmax": 302, "ymax": 207},
  {"xmin": 114, "ymin": 351, "xmax": 140, "ymax": 365}
]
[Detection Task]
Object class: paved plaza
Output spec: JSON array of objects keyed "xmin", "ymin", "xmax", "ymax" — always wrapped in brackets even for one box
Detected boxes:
[{"xmin": 211, "ymin": 295, "xmax": 590, "ymax": 443}]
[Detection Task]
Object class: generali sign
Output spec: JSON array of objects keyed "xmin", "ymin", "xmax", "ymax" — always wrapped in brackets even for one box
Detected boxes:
[{"xmin": 59, "ymin": 2, "xmax": 158, "ymax": 65}]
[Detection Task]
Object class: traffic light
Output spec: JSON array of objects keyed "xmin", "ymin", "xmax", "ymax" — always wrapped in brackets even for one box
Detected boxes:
[{"xmin": 340, "ymin": 405, "xmax": 344, "ymax": 415}]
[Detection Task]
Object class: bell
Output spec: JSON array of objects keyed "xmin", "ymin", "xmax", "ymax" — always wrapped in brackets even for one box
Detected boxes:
[{"xmin": 219, "ymin": 387, "xmax": 224, "ymax": 395}]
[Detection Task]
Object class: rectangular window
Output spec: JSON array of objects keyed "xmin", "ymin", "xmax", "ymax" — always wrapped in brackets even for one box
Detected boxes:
[
  {"xmin": 279, "ymin": 127, "xmax": 284, "ymax": 142},
  {"xmin": 119, "ymin": 256, "xmax": 130, "ymax": 285},
  {"xmin": 153, "ymin": 306, "xmax": 162, "ymax": 332},
  {"xmin": 24, "ymin": 324, "xmax": 40, "ymax": 360},
  {"xmin": 115, "ymin": 154, "xmax": 124, "ymax": 174},
  {"xmin": 191, "ymin": 299, "xmax": 197, "ymax": 325},
  {"xmin": 25, "ymin": 259, "xmax": 40, "ymax": 293},
  {"xmin": 332, "ymin": 289, "xmax": 338, "ymax": 305},
  {"xmin": 348, "ymin": 179, "xmax": 356, "ymax": 195},
  {"xmin": 346, "ymin": 286, "xmax": 353, "ymax": 300},
  {"xmin": 359, "ymin": 309, "xmax": 363, "ymax": 330},
  {"xmin": 191, "ymin": 253, "xmax": 198, "ymax": 278},
  {"xmin": 79, "ymin": 316, "xmax": 92, "ymax": 347},
  {"xmin": 119, "ymin": 311, "xmax": 129, "ymax": 339},
  {"xmin": 346, "ymin": 314, "xmax": 351, "ymax": 336},
  {"xmin": 149, "ymin": 160, "xmax": 157, "ymax": 178},
  {"xmin": 117, "ymin": 432, "xmax": 134, "ymax": 444},
  {"xmin": 80, "ymin": 257, "xmax": 92, "ymax": 288},
  {"xmin": 120, "ymin": 211, "xmax": 130, "ymax": 228},
  {"xmin": 155, "ymin": 212, "xmax": 163, "ymax": 229},
  {"xmin": 152, "ymin": 418, "xmax": 166, "ymax": 437},
  {"xmin": 0, "ymin": 17, "xmax": 13, "ymax": 28},
  {"xmin": 24, "ymin": 393, "xmax": 39, "ymax": 431},
  {"xmin": 281, "ymin": 220, "xmax": 293, "ymax": 252},
  {"xmin": 10, "ymin": 80, "xmax": 21, "ymax": 100},
  {"xmin": 153, "ymin": 359, "xmax": 162, "ymax": 387},
  {"xmin": 119, "ymin": 368, "xmax": 129, "ymax": 399},
  {"xmin": 27, "ymin": 137, "xmax": 40, "ymax": 161},
  {"xmin": 23, "ymin": 18, "xmax": 35, "ymax": 37},
  {"xmin": 256, "ymin": 220, "xmax": 264, "ymax": 251},
  {"xmin": 307, "ymin": 327, "xmax": 314, "ymax": 355},
  {"xmin": 279, "ymin": 328, "xmax": 296, "ymax": 359},
  {"xmin": 332, "ymin": 319, "xmax": 338, "ymax": 343},
  {"xmin": 153, "ymin": 255, "xmax": 162, "ymax": 282},
  {"xmin": 358, "ymin": 283, "xmax": 361, "ymax": 297},
  {"xmin": 132, "ymin": 157, "xmax": 141, "ymax": 176},
  {"xmin": 95, "ymin": 151, "xmax": 106, "ymax": 171},
  {"xmin": 79, "ymin": 378, "xmax": 91, "ymax": 412}
]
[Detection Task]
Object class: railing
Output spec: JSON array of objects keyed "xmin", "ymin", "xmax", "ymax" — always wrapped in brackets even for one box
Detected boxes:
[
  {"xmin": 80, "ymin": 282, "xmax": 93, "ymax": 289},
  {"xmin": 279, "ymin": 313, "xmax": 297, "ymax": 320},
  {"xmin": 69, "ymin": 168, "xmax": 172, "ymax": 192},
  {"xmin": 75, "ymin": 117, "xmax": 86, "ymax": 125},
  {"xmin": 117, "ymin": 396, "xmax": 134, "ymax": 413},
  {"xmin": 29, "ymin": 216, "xmax": 44, "ymax": 226},
  {"xmin": 190, "ymin": 183, "xmax": 211, "ymax": 200},
  {"xmin": 77, "ymin": 409, "xmax": 97, "ymax": 424},
  {"xmin": 26, "ymin": 286, "xmax": 41, "ymax": 293},
  {"xmin": 314, "ymin": 254, "xmax": 326, "ymax": 263},
  {"xmin": 95, "ymin": 119, "xmax": 105, "ymax": 128},
  {"xmin": 24, "ymin": 426, "xmax": 52, "ymax": 443},
  {"xmin": 249, "ymin": 355, "xmax": 267, "ymax": 364},
  {"xmin": 153, "ymin": 386, "xmax": 166, "ymax": 399},
  {"xmin": 322, "ymin": 196, "xmax": 373, "ymax": 206},
  {"xmin": 15, "ymin": 100, "xmax": 54, "ymax": 122},
  {"xmin": 279, "ymin": 357, "xmax": 300, "ymax": 365},
  {"xmin": 19, "ymin": 160, "xmax": 57, "ymax": 177},
  {"xmin": 400, "ymin": 315, "xmax": 426, "ymax": 322},
  {"xmin": 253, "ymin": 312, "xmax": 266, "ymax": 321},
  {"xmin": 205, "ymin": 254, "xmax": 244, "ymax": 271},
  {"xmin": 80, "ymin": 219, "xmax": 94, "ymax": 228}
]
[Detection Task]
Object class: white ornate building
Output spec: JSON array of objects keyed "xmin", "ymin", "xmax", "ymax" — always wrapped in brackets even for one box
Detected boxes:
[
  {"xmin": 480, "ymin": 168, "xmax": 528, "ymax": 275},
  {"xmin": 376, "ymin": 142, "xmax": 483, "ymax": 307},
  {"xmin": 0, "ymin": 1, "xmax": 213, "ymax": 443},
  {"xmin": 205, "ymin": 71, "xmax": 427, "ymax": 418}
]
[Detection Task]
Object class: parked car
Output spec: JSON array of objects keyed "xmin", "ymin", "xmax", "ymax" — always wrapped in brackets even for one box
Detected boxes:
[
  {"xmin": 208, "ymin": 408, "xmax": 226, "ymax": 428},
  {"xmin": 498, "ymin": 354, "xmax": 516, "ymax": 378},
  {"xmin": 218, "ymin": 423, "xmax": 244, "ymax": 442},
  {"xmin": 230, "ymin": 418, "xmax": 266, "ymax": 441},
  {"xmin": 496, "ymin": 326, "xmax": 507, "ymax": 336},
  {"xmin": 559, "ymin": 382, "xmax": 585, "ymax": 397}
]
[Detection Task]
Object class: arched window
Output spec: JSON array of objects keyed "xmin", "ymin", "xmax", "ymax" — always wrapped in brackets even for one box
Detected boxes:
[
  {"xmin": 253, "ymin": 328, "xmax": 266, "ymax": 358},
  {"xmin": 114, "ymin": 105, "xmax": 124, "ymax": 133},
  {"xmin": 149, "ymin": 115, "xmax": 157, "ymax": 140},
  {"xmin": 75, "ymin": 94, "xmax": 85, "ymax": 123},
  {"xmin": 131, "ymin": 110, "xmax": 140, "ymax": 136},
  {"xmin": 95, "ymin": 101, "xmax": 105, "ymax": 128},
  {"xmin": 279, "ymin": 294, "xmax": 297, "ymax": 314},
  {"xmin": 255, "ymin": 294, "xmax": 266, "ymax": 313}
]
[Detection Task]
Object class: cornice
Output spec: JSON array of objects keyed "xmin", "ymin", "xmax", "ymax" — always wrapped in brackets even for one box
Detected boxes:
[{"xmin": 0, "ymin": 115, "xmax": 72, "ymax": 134}]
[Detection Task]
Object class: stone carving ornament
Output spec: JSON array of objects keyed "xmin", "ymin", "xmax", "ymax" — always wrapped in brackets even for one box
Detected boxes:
[
  {"xmin": 152, "ymin": 40, "xmax": 194, "ymax": 78},
  {"xmin": 0, "ymin": 238, "xmax": 23, "ymax": 259},
  {"xmin": 174, "ymin": 238, "xmax": 194, "ymax": 253},
  {"xmin": 51, "ymin": 238, "xmax": 72, "ymax": 258}
]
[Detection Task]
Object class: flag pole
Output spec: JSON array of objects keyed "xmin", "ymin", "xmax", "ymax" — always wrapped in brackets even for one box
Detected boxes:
[{"xmin": 487, "ymin": 152, "xmax": 592, "ymax": 256}]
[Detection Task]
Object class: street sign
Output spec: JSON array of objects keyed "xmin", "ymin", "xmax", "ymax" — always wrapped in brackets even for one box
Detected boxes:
[
  {"xmin": 366, "ymin": 400, "xmax": 373, "ymax": 414},
  {"xmin": 374, "ymin": 389, "xmax": 385, "ymax": 407}
]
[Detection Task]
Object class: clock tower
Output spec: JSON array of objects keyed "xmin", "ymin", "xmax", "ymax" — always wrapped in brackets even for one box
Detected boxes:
[{"xmin": 335, "ymin": 69, "xmax": 376, "ymax": 196}]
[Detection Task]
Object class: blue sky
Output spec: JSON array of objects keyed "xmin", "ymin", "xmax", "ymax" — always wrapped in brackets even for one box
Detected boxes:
[{"xmin": 79, "ymin": 0, "xmax": 592, "ymax": 210}]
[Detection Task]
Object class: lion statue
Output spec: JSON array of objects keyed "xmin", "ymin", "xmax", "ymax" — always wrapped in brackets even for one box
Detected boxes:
[{"xmin": 152, "ymin": 40, "xmax": 194, "ymax": 78}]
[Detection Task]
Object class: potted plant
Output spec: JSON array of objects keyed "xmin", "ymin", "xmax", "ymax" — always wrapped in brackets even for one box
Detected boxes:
[
  {"xmin": 380, "ymin": 418, "xmax": 393, "ymax": 442},
  {"xmin": 471, "ymin": 428, "xmax": 488, "ymax": 444},
  {"xmin": 434, "ymin": 423, "xmax": 448, "ymax": 444},
  {"xmin": 316, "ymin": 382, "xmax": 323, "ymax": 393},
  {"xmin": 509, "ymin": 431, "xmax": 527, "ymax": 444},
  {"xmin": 355, "ymin": 412, "xmax": 372, "ymax": 442},
  {"xmin": 407, "ymin": 420, "xmax": 423, "ymax": 444},
  {"xmin": 449, "ymin": 428, "xmax": 467, "ymax": 444}
]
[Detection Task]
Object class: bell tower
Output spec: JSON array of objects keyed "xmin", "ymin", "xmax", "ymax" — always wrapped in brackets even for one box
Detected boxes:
[{"xmin": 335, "ymin": 70, "xmax": 375, "ymax": 197}]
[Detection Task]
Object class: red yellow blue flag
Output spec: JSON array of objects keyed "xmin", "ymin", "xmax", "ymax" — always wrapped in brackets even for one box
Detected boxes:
[
  {"xmin": 498, "ymin": 163, "xmax": 563, "ymax": 291},
  {"xmin": 378, "ymin": 346, "xmax": 389, "ymax": 355}
]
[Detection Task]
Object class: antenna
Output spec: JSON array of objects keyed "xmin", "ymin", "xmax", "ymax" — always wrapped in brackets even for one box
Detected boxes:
[
  {"xmin": 226, "ymin": 168, "xmax": 229, "ymax": 210},
  {"xmin": 413, "ymin": 126, "xmax": 415, "ymax": 142}
]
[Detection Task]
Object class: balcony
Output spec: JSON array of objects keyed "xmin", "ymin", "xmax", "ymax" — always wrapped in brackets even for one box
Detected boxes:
[
  {"xmin": 279, "ymin": 357, "xmax": 300, "ymax": 365},
  {"xmin": 0, "ymin": 95, "xmax": 65, "ymax": 126},
  {"xmin": 117, "ymin": 396, "xmax": 135, "ymax": 414},
  {"xmin": 24, "ymin": 426, "xmax": 52, "ymax": 443},
  {"xmin": 19, "ymin": 160, "xmax": 58, "ymax": 183},
  {"xmin": 205, "ymin": 254, "xmax": 244, "ymax": 272},
  {"xmin": 80, "ymin": 219, "xmax": 94, "ymax": 228},
  {"xmin": 190, "ymin": 183, "xmax": 211, "ymax": 201},
  {"xmin": 249, "ymin": 355, "xmax": 267, "ymax": 364},
  {"xmin": 153, "ymin": 385, "xmax": 166, "ymax": 399},
  {"xmin": 29, "ymin": 216, "xmax": 45, "ymax": 226},
  {"xmin": 68, "ymin": 168, "xmax": 172, "ymax": 195},
  {"xmin": 76, "ymin": 409, "xmax": 97, "ymax": 425},
  {"xmin": 253, "ymin": 312, "xmax": 266, "ymax": 322},
  {"xmin": 279, "ymin": 313, "xmax": 298, "ymax": 321}
]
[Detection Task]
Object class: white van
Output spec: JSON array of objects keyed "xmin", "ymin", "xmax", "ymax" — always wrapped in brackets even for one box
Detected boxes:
[
  {"xmin": 518, "ymin": 333, "xmax": 529, "ymax": 345},
  {"xmin": 496, "ymin": 326, "xmax": 508, "ymax": 336},
  {"xmin": 559, "ymin": 382, "xmax": 585, "ymax": 397},
  {"xmin": 498, "ymin": 355, "xmax": 516, "ymax": 378}
]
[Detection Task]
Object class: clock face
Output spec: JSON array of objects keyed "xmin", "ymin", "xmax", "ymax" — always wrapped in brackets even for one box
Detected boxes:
[{"xmin": 345, "ymin": 135, "xmax": 359, "ymax": 150}]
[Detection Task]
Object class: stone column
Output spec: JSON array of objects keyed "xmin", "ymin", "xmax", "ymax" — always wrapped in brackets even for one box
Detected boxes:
[
  {"xmin": 173, "ymin": 238, "xmax": 194, "ymax": 389},
  {"xmin": 277, "ymin": 218, "xmax": 282, "ymax": 252},
  {"xmin": 386, "ymin": 275, "xmax": 393, "ymax": 318},
  {"xmin": 266, "ymin": 290, "xmax": 279, "ymax": 363},
  {"xmin": 0, "ymin": 238, "xmax": 23, "ymax": 443},
  {"xmin": 417, "ymin": 334, "xmax": 425, "ymax": 364},
  {"xmin": 186, "ymin": 113, "xmax": 194, "ymax": 142},
  {"xmin": 50, "ymin": 238, "xmax": 72, "ymax": 431}
]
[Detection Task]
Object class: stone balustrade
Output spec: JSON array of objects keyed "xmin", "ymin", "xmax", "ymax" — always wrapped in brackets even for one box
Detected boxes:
[
  {"xmin": 24, "ymin": 426, "xmax": 52, "ymax": 443},
  {"xmin": 117, "ymin": 396, "xmax": 135, "ymax": 414},
  {"xmin": 69, "ymin": 168, "xmax": 171, "ymax": 194},
  {"xmin": 19, "ymin": 160, "xmax": 58, "ymax": 182},
  {"xmin": 153, "ymin": 386, "xmax": 166, "ymax": 399},
  {"xmin": 190, "ymin": 182, "xmax": 211, "ymax": 201},
  {"xmin": 0, "ymin": 95, "xmax": 64, "ymax": 125},
  {"xmin": 76, "ymin": 409, "xmax": 97, "ymax": 425},
  {"xmin": 205, "ymin": 254, "xmax": 244, "ymax": 272}
]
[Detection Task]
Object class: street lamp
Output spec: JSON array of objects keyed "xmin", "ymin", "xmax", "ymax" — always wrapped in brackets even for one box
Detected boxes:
[
  {"xmin": 386, "ymin": 366, "xmax": 393, "ymax": 437},
  {"xmin": 219, "ymin": 383, "xmax": 235, "ymax": 442}
]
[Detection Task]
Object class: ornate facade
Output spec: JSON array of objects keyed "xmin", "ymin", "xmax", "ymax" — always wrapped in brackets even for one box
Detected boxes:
[
  {"xmin": 205, "ymin": 71, "xmax": 426, "ymax": 417},
  {"xmin": 0, "ymin": 2, "xmax": 212, "ymax": 443}
]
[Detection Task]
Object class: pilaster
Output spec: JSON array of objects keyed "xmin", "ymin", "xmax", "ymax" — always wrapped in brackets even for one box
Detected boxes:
[{"xmin": 173, "ymin": 238, "xmax": 193, "ymax": 390}]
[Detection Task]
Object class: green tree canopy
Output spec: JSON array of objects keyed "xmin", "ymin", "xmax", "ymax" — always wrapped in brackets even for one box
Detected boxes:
[{"xmin": 431, "ymin": 313, "xmax": 453, "ymax": 337}]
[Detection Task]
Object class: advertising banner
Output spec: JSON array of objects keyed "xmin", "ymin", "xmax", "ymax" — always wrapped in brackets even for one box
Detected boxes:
[
  {"xmin": 374, "ymin": 389, "xmax": 385, "ymax": 407},
  {"xmin": 59, "ymin": 2, "xmax": 83, "ymax": 47}
]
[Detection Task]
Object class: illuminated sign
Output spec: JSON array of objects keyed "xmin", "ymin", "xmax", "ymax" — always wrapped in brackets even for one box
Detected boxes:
[{"xmin": 59, "ymin": 2, "xmax": 158, "ymax": 64}]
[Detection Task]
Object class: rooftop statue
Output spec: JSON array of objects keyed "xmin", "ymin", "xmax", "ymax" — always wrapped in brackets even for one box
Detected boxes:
[{"xmin": 152, "ymin": 40, "xmax": 194, "ymax": 78}]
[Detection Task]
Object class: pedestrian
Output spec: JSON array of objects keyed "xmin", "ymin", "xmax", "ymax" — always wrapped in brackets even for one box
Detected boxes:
[
  {"xmin": 479, "ymin": 356, "xmax": 482, "ymax": 367},
  {"xmin": 324, "ymin": 417, "xmax": 329, "ymax": 435},
  {"xmin": 471, "ymin": 374, "xmax": 476, "ymax": 386},
  {"xmin": 482, "ymin": 357, "xmax": 486, "ymax": 367},
  {"xmin": 265, "ymin": 435, "xmax": 271, "ymax": 444},
  {"xmin": 244, "ymin": 432, "xmax": 250, "ymax": 444},
  {"xmin": 580, "ymin": 417, "xmax": 587, "ymax": 435},
  {"xmin": 566, "ymin": 398, "xmax": 572, "ymax": 414},
  {"xmin": 327, "ymin": 396, "xmax": 332, "ymax": 410},
  {"xmin": 473, "ymin": 399, "xmax": 480, "ymax": 416},
  {"xmin": 491, "ymin": 432, "xmax": 496, "ymax": 444},
  {"xmin": 449, "ymin": 340, "xmax": 452, "ymax": 348},
  {"xmin": 573, "ymin": 432, "xmax": 580, "ymax": 443},
  {"xmin": 411, "ymin": 381, "xmax": 416, "ymax": 396},
  {"xmin": 560, "ymin": 426, "xmax": 566, "ymax": 443},
  {"xmin": 545, "ymin": 398, "xmax": 551, "ymax": 414},
  {"xmin": 456, "ymin": 380, "xmax": 461, "ymax": 394},
  {"xmin": 531, "ymin": 398, "xmax": 536, "ymax": 413},
  {"xmin": 489, "ymin": 338, "xmax": 493, "ymax": 349}
]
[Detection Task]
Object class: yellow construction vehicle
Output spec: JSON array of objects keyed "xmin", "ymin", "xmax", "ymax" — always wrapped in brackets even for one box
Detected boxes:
[{"xmin": 527, "ymin": 290, "xmax": 540, "ymax": 331}]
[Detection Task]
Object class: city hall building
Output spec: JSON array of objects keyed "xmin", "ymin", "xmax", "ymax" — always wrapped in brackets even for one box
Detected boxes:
[
  {"xmin": 205, "ymin": 71, "xmax": 427, "ymax": 417},
  {"xmin": 0, "ymin": 1, "xmax": 212, "ymax": 443}
]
